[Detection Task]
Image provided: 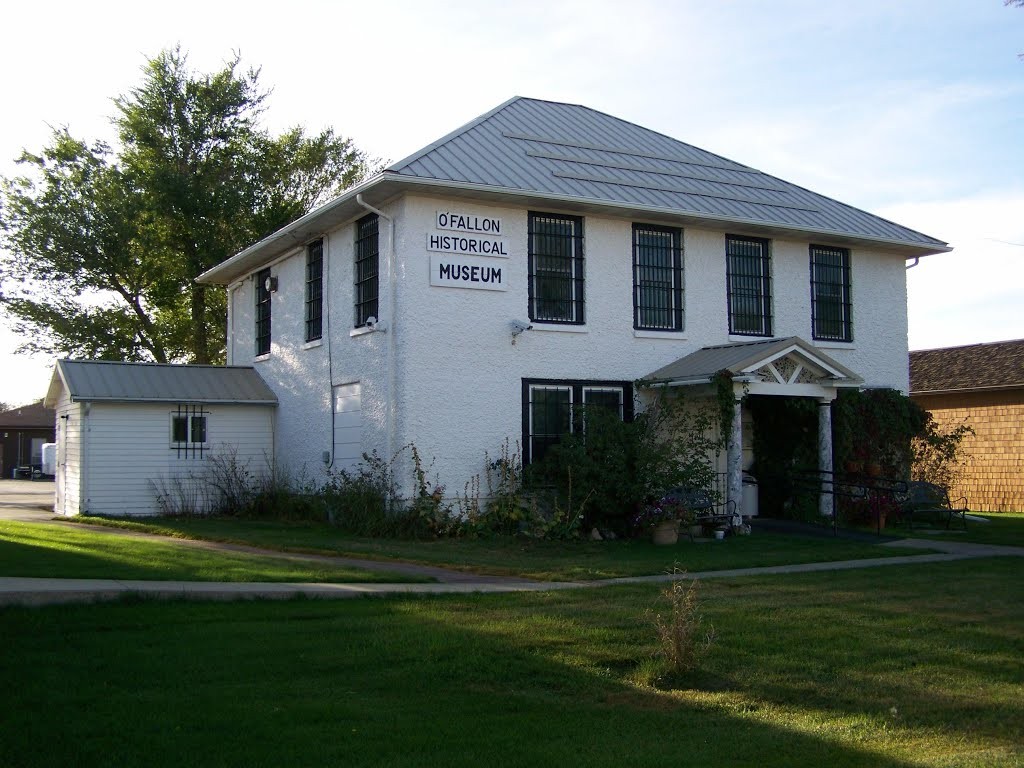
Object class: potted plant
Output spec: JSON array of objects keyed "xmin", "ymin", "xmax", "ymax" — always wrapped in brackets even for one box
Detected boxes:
[{"xmin": 635, "ymin": 497, "xmax": 691, "ymax": 545}]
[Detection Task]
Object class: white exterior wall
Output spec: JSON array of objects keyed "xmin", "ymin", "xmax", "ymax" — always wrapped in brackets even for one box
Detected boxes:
[
  {"xmin": 59, "ymin": 401, "xmax": 274, "ymax": 517},
  {"xmin": 226, "ymin": 205, "xmax": 396, "ymax": 483},
  {"xmin": 225, "ymin": 192, "xmax": 910, "ymax": 497},
  {"xmin": 53, "ymin": 388, "xmax": 83, "ymax": 517}
]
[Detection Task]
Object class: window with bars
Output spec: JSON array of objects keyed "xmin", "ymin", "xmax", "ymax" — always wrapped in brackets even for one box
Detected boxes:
[
  {"xmin": 528, "ymin": 212, "xmax": 584, "ymax": 324},
  {"xmin": 522, "ymin": 380, "xmax": 631, "ymax": 464},
  {"xmin": 305, "ymin": 239, "xmax": 324, "ymax": 342},
  {"xmin": 170, "ymin": 405, "xmax": 209, "ymax": 458},
  {"xmin": 354, "ymin": 214, "xmax": 379, "ymax": 327},
  {"xmin": 255, "ymin": 267, "xmax": 272, "ymax": 356},
  {"xmin": 726, "ymin": 235, "xmax": 772, "ymax": 336},
  {"xmin": 633, "ymin": 224, "xmax": 683, "ymax": 331},
  {"xmin": 810, "ymin": 244, "xmax": 852, "ymax": 342}
]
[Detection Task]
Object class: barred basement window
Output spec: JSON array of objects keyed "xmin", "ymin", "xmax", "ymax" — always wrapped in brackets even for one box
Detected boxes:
[
  {"xmin": 255, "ymin": 267, "xmax": 272, "ymax": 356},
  {"xmin": 354, "ymin": 213, "xmax": 379, "ymax": 327},
  {"xmin": 810, "ymin": 244, "xmax": 852, "ymax": 342},
  {"xmin": 306, "ymin": 239, "xmax": 324, "ymax": 342},
  {"xmin": 528, "ymin": 212, "xmax": 584, "ymax": 324},
  {"xmin": 633, "ymin": 224, "xmax": 683, "ymax": 331},
  {"xmin": 522, "ymin": 380, "xmax": 632, "ymax": 465},
  {"xmin": 170, "ymin": 405, "xmax": 209, "ymax": 459},
  {"xmin": 726, "ymin": 235, "xmax": 772, "ymax": 336}
]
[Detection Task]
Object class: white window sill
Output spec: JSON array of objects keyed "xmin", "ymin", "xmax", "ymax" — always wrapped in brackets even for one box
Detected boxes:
[
  {"xmin": 728, "ymin": 334, "xmax": 773, "ymax": 342},
  {"xmin": 634, "ymin": 329, "xmax": 686, "ymax": 340},
  {"xmin": 530, "ymin": 324, "xmax": 588, "ymax": 334},
  {"xmin": 349, "ymin": 325, "xmax": 387, "ymax": 338},
  {"xmin": 813, "ymin": 340, "xmax": 856, "ymax": 351},
  {"xmin": 253, "ymin": 353, "xmax": 271, "ymax": 362},
  {"xmin": 302, "ymin": 339, "xmax": 324, "ymax": 350}
]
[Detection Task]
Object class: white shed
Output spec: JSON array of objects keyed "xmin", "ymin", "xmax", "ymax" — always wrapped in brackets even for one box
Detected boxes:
[{"xmin": 43, "ymin": 360, "xmax": 278, "ymax": 517}]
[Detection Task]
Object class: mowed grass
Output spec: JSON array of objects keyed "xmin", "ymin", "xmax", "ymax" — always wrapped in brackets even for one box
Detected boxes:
[
  {"xmin": 72, "ymin": 515, "xmax": 929, "ymax": 580},
  {"xmin": 896, "ymin": 511, "xmax": 1024, "ymax": 548},
  {"xmin": 1, "ymin": 558, "xmax": 1021, "ymax": 767},
  {"xmin": 0, "ymin": 521, "xmax": 427, "ymax": 583}
]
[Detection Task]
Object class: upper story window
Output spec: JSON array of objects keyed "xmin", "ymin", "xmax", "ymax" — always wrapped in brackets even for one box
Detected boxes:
[
  {"xmin": 726, "ymin": 235, "xmax": 772, "ymax": 337},
  {"xmin": 354, "ymin": 214, "xmax": 379, "ymax": 327},
  {"xmin": 528, "ymin": 212, "xmax": 584, "ymax": 324},
  {"xmin": 810, "ymin": 244, "xmax": 852, "ymax": 342},
  {"xmin": 255, "ymin": 267, "xmax": 272, "ymax": 356},
  {"xmin": 633, "ymin": 224, "xmax": 683, "ymax": 331},
  {"xmin": 522, "ymin": 379, "xmax": 632, "ymax": 465},
  {"xmin": 305, "ymin": 239, "xmax": 324, "ymax": 342}
]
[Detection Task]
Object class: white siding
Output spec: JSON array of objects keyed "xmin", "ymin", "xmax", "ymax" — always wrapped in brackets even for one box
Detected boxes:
[
  {"xmin": 78, "ymin": 403, "xmax": 274, "ymax": 517},
  {"xmin": 53, "ymin": 387, "xmax": 82, "ymax": 517}
]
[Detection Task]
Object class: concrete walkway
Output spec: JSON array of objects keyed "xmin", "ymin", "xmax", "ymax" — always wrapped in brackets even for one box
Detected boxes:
[{"xmin": 2, "ymin": 479, "xmax": 1021, "ymax": 606}]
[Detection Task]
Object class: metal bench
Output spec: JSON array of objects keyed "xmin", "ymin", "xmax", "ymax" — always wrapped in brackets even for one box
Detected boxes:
[
  {"xmin": 899, "ymin": 481, "xmax": 968, "ymax": 531},
  {"xmin": 662, "ymin": 486, "xmax": 738, "ymax": 537}
]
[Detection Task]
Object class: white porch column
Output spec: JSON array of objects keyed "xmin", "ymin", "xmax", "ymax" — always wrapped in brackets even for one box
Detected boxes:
[
  {"xmin": 726, "ymin": 393, "xmax": 743, "ymax": 521},
  {"xmin": 818, "ymin": 398, "xmax": 834, "ymax": 517}
]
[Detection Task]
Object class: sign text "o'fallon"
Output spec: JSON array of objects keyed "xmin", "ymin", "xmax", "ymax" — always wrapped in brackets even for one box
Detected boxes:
[{"xmin": 436, "ymin": 211, "xmax": 502, "ymax": 235}]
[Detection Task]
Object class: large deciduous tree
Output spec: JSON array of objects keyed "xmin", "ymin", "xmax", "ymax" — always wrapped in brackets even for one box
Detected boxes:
[{"xmin": 0, "ymin": 47, "xmax": 373, "ymax": 364}]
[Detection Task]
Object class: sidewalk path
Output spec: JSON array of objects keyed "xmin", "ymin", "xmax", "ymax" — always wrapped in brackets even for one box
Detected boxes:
[{"xmin": 1, "ymin": 538, "xmax": 1020, "ymax": 607}]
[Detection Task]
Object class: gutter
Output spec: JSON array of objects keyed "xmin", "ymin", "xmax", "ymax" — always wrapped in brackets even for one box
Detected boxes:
[{"xmin": 355, "ymin": 194, "xmax": 398, "ymax": 474}]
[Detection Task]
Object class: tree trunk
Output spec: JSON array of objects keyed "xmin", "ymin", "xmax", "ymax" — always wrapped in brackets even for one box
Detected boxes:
[{"xmin": 191, "ymin": 282, "xmax": 210, "ymax": 364}]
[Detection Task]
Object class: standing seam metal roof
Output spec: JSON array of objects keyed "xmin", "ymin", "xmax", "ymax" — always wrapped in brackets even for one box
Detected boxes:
[
  {"xmin": 47, "ymin": 360, "xmax": 278, "ymax": 405},
  {"xmin": 388, "ymin": 97, "xmax": 947, "ymax": 250}
]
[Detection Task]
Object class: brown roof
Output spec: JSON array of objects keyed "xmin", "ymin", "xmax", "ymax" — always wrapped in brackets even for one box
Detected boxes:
[
  {"xmin": 0, "ymin": 400, "xmax": 55, "ymax": 428},
  {"xmin": 909, "ymin": 339, "xmax": 1024, "ymax": 393}
]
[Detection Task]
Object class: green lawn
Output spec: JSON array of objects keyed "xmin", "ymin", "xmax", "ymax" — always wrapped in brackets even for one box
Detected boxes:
[
  {"xmin": 893, "ymin": 511, "xmax": 1024, "ymax": 548},
  {"xmin": 70, "ymin": 515, "xmax": 932, "ymax": 581},
  {"xmin": 1, "ymin": 558, "xmax": 1020, "ymax": 767},
  {"xmin": 0, "ymin": 521, "xmax": 427, "ymax": 583}
]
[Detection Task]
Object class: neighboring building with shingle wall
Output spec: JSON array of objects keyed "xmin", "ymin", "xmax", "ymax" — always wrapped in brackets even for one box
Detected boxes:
[{"xmin": 910, "ymin": 339, "xmax": 1024, "ymax": 512}]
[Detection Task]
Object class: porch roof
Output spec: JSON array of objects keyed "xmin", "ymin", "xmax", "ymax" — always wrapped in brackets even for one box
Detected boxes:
[{"xmin": 641, "ymin": 337, "xmax": 862, "ymax": 388}]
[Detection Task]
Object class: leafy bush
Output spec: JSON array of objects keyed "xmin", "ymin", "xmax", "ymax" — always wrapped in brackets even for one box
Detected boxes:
[{"xmin": 532, "ymin": 394, "xmax": 721, "ymax": 535}]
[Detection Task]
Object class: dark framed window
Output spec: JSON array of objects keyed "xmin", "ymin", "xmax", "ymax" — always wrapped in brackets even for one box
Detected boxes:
[
  {"xmin": 170, "ymin": 405, "xmax": 209, "ymax": 459},
  {"xmin": 522, "ymin": 379, "xmax": 632, "ymax": 465},
  {"xmin": 810, "ymin": 245, "xmax": 852, "ymax": 342},
  {"xmin": 726, "ymin": 235, "xmax": 772, "ymax": 336},
  {"xmin": 354, "ymin": 214, "xmax": 379, "ymax": 327},
  {"xmin": 528, "ymin": 212, "xmax": 584, "ymax": 324},
  {"xmin": 633, "ymin": 224, "xmax": 683, "ymax": 331},
  {"xmin": 255, "ymin": 267, "xmax": 272, "ymax": 356},
  {"xmin": 305, "ymin": 239, "xmax": 324, "ymax": 342}
]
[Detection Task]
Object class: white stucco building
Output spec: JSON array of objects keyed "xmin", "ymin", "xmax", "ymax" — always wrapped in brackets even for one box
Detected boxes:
[{"xmin": 195, "ymin": 97, "xmax": 949, "ymax": 516}]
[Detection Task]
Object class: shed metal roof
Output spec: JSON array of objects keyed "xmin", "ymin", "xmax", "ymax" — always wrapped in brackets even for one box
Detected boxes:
[
  {"xmin": 910, "ymin": 339, "xmax": 1024, "ymax": 394},
  {"xmin": 198, "ymin": 97, "xmax": 949, "ymax": 285},
  {"xmin": 643, "ymin": 337, "xmax": 861, "ymax": 385},
  {"xmin": 44, "ymin": 361, "xmax": 279, "ymax": 407}
]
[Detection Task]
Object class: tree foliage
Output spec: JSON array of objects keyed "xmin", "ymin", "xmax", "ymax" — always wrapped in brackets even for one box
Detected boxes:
[{"xmin": 1, "ymin": 47, "xmax": 374, "ymax": 363}]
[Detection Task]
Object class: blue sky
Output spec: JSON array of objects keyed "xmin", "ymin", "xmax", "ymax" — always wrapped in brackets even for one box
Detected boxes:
[{"xmin": 1, "ymin": 0, "xmax": 1022, "ymax": 406}]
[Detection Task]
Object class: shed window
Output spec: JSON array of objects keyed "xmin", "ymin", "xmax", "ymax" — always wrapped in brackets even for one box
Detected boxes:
[{"xmin": 170, "ymin": 406, "xmax": 209, "ymax": 458}]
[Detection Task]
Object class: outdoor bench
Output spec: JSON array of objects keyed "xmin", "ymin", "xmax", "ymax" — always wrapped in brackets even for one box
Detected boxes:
[
  {"xmin": 898, "ymin": 481, "xmax": 968, "ymax": 531},
  {"xmin": 662, "ymin": 486, "xmax": 739, "ymax": 536}
]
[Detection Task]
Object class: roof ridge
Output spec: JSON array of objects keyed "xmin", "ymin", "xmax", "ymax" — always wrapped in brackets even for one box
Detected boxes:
[
  {"xmin": 60, "ymin": 359, "xmax": 257, "ymax": 371},
  {"xmin": 910, "ymin": 338, "xmax": 1024, "ymax": 354}
]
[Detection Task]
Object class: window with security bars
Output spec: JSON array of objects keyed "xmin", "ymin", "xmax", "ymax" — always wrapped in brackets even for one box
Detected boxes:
[
  {"xmin": 726, "ymin": 235, "xmax": 772, "ymax": 336},
  {"xmin": 633, "ymin": 224, "xmax": 683, "ymax": 331},
  {"xmin": 354, "ymin": 213, "xmax": 379, "ymax": 327},
  {"xmin": 522, "ymin": 380, "xmax": 632, "ymax": 464},
  {"xmin": 528, "ymin": 212, "xmax": 584, "ymax": 324},
  {"xmin": 810, "ymin": 244, "xmax": 852, "ymax": 342},
  {"xmin": 170, "ymin": 405, "xmax": 208, "ymax": 459},
  {"xmin": 255, "ymin": 267, "xmax": 272, "ymax": 356},
  {"xmin": 305, "ymin": 239, "xmax": 323, "ymax": 342}
]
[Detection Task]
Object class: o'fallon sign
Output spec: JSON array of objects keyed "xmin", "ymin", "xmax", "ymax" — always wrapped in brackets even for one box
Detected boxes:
[{"xmin": 428, "ymin": 211, "xmax": 508, "ymax": 291}]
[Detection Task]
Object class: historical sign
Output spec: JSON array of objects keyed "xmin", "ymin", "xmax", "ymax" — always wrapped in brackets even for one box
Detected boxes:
[{"xmin": 429, "ymin": 254, "xmax": 508, "ymax": 291}]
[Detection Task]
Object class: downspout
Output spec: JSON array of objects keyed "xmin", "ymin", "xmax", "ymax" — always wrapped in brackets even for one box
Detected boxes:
[
  {"xmin": 905, "ymin": 257, "xmax": 920, "ymax": 270},
  {"xmin": 81, "ymin": 402, "xmax": 90, "ymax": 515},
  {"xmin": 355, "ymin": 194, "xmax": 397, "ymax": 474}
]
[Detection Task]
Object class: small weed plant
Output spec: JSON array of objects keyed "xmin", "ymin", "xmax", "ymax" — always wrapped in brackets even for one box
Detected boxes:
[{"xmin": 639, "ymin": 568, "xmax": 715, "ymax": 685}]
